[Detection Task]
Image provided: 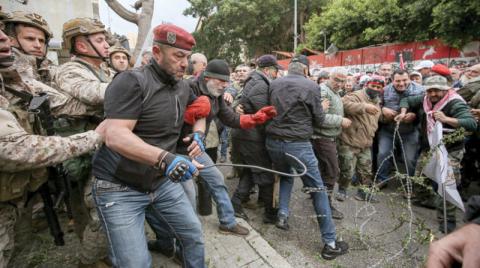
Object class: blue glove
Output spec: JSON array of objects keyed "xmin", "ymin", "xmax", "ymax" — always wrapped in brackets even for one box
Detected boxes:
[
  {"xmin": 164, "ymin": 154, "xmax": 198, "ymax": 183},
  {"xmin": 192, "ymin": 131, "xmax": 205, "ymax": 152}
]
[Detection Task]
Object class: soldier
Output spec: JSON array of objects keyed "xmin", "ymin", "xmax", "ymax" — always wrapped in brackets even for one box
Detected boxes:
[
  {"xmin": 2, "ymin": 11, "xmax": 55, "ymax": 83},
  {"xmin": 397, "ymin": 75, "xmax": 477, "ymax": 233},
  {"xmin": 108, "ymin": 45, "xmax": 130, "ymax": 73},
  {"xmin": 0, "ymin": 18, "xmax": 104, "ymax": 268},
  {"xmin": 54, "ymin": 17, "xmax": 112, "ymax": 266}
]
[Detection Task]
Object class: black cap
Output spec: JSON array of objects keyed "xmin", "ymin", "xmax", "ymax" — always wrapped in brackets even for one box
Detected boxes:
[
  {"xmin": 204, "ymin": 59, "xmax": 230, "ymax": 81},
  {"xmin": 290, "ymin": 54, "xmax": 309, "ymax": 67},
  {"xmin": 257, "ymin": 54, "xmax": 283, "ymax": 70}
]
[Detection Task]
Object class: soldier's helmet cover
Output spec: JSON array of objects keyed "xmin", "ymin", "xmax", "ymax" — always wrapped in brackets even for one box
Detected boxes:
[
  {"xmin": 3, "ymin": 11, "xmax": 53, "ymax": 39},
  {"xmin": 62, "ymin": 18, "xmax": 106, "ymax": 50},
  {"xmin": 109, "ymin": 45, "xmax": 131, "ymax": 59}
]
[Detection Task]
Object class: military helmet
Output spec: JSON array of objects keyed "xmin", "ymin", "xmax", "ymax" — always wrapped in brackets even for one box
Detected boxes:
[
  {"xmin": 2, "ymin": 11, "xmax": 53, "ymax": 39},
  {"xmin": 109, "ymin": 45, "xmax": 131, "ymax": 59},
  {"xmin": 62, "ymin": 17, "xmax": 106, "ymax": 50}
]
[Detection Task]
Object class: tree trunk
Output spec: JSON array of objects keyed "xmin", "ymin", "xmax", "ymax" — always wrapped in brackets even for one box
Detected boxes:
[{"xmin": 104, "ymin": 0, "xmax": 154, "ymax": 63}]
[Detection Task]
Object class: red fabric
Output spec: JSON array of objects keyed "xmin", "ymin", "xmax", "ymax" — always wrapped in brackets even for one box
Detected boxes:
[
  {"xmin": 184, "ymin": 96, "xmax": 211, "ymax": 125},
  {"xmin": 240, "ymin": 106, "xmax": 277, "ymax": 129},
  {"xmin": 431, "ymin": 64, "xmax": 451, "ymax": 77},
  {"xmin": 153, "ymin": 24, "xmax": 196, "ymax": 51},
  {"xmin": 399, "ymin": 53, "xmax": 405, "ymax": 70}
]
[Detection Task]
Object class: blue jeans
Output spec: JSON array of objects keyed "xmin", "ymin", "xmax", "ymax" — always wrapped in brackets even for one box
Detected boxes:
[
  {"xmin": 93, "ymin": 178, "xmax": 205, "ymax": 268},
  {"xmin": 220, "ymin": 127, "xmax": 230, "ymax": 157},
  {"xmin": 376, "ymin": 128, "xmax": 419, "ymax": 182},
  {"xmin": 265, "ymin": 138, "xmax": 336, "ymax": 244},
  {"xmin": 181, "ymin": 152, "xmax": 237, "ymax": 228}
]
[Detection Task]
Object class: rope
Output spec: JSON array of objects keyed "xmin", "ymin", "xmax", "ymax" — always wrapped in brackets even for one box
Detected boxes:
[{"xmin": 202, "ymin": 153, "xmax": 308, "ymax": 177}]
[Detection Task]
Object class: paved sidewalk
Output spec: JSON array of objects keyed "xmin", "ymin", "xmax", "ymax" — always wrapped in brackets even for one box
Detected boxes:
[{"xmin": 151, "ymin": 210, "xmax": 292, "ymax": 268}]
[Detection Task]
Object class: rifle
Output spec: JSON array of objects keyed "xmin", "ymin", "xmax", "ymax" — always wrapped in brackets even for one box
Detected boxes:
[{"xmin": 29, "ymin": 93, "xmax": 73, "ymax": 246}]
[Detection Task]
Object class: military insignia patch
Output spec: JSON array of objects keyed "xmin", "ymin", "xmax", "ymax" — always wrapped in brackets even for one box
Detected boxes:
[{"xmin": 167, "ymin": 32, "xmax": 176, "ymax": 44}]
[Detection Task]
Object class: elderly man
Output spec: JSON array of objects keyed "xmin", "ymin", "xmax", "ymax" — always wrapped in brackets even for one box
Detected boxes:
[
  {"xmin": 413, "ymin": 60, "xmax": 435, "ymax": 80},
  {"xmin": 396, "ymin": 75, "xmax": 477, "ymax": 233},
  {"xmin": 91, "ymin": 24, "xmax": 207, "ymax": 267},
  {"xmin": 108, "ymin": 45, "xmax": 130, "ymax": 73},
  {"xmin": 378, "ymin": 63, "xmax": 393, "ymax": 83},
  {"xmin": 265, "ymin": 55, "xmax": 348, "ymax": 260},
  {"xmin": 376, "ymin": 69, "xmax": 423, "ymax": 189},
  {"xmin": 189, "ymin": 52, "xmax": 207, "ymax": 77},
  {"xmin": 312, "ymin": 67, "xmax": 351, "ymax": 218}
]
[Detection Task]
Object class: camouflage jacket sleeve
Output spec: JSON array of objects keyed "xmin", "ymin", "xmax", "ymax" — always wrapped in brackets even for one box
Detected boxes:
[
  {"xmin": 55, "ymin": 62, "xmax": 108, "ymax": 106},
  {"xmin": 0, "ymin": 106, "xmax": 103, "ymax": 172}
]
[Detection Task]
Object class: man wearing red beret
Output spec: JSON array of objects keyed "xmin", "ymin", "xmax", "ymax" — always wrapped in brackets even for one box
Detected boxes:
[{"xmin": 92, "ymin": 24, "xmax": 207, "ymax": 267}]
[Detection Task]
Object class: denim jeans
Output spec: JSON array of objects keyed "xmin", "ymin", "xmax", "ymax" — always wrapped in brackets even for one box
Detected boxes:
[
  {"xmin": 376, "ymin": 128, "xmax": 419, "ymax": 182},
  {"xmin": 93, "ymin": 178, "xmax": 205, "ymax": 268},
  {"xmin": 219, "ymin": 127, "xmax": 230, "ymax": 158},
  {"xmin": 265, "ymin": 137, "xmax": 336, "ymax": 244},
  {"xmin": 181, "ymin": 152, "xmax": 237, "ymax": 228}
]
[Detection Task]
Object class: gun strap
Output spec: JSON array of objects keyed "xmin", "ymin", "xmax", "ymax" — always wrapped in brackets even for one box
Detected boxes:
[{"xmin": 4, "ymin": 85, "xmax": 33, "ymax": 103}]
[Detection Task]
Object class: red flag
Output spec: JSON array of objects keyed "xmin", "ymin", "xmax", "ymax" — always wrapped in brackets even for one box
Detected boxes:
[{"xmin": 399, "ymin": 53, "xmax": 405, "ymax": 70}]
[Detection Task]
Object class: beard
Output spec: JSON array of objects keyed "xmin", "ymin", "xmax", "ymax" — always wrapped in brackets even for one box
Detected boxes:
[{"xmin": 206, "ymin": 80, "xmax": 223, "ymax": 97}]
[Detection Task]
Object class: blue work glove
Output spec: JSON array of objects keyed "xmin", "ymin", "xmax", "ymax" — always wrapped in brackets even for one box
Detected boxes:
[
  {"xmin": 163, "ymin": 153, "xmax": 198, "ymax": 183},
  {"xmin": 192, "ymin": 131, "xmax": 205, "ymax": 152}
]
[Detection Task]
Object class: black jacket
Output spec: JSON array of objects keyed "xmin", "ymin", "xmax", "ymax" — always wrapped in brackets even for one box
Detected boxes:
[
  {"xmin": 177, "ymin": 73, "xmax": 241, "ymax": 154},
  {"xmin": 231, "ymin": 70, "xmax": 270, "ymax": 142},
  {"xmin": 266, "ymin": 73, "xmax": 325, "ymax": 141}
]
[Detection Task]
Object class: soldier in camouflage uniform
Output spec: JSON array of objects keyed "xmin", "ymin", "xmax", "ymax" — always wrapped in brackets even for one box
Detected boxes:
[
  {"xmin": 397, "ymin": 75, "xmax": 477, "ymax": 233},
  {"xmin": 337, "ymin": 76, "xmax": 385, "ymax": 202},
  {"xmin": 54, "ymin": 18, "xmax": 112, "ymax": 266},
  {"xmin": 3, "ymin": 11, "xmax": 56, "ymax": 84},
  {"xmin": 0, "ymin": 18, "xmax": 104, "ymax": 268},
  {"xmin": 108, "ymin": 45, "xmax": 130, "ymax": 73}
]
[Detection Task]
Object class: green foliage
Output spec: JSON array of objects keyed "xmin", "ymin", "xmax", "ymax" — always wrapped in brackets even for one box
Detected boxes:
[
  {"xmin": 185, "ymin": 0, "xmax": 326, "ymax": 65},
  {"xmin": 304, "ymin": 0, "xmax": 480, "ymax": 50}
]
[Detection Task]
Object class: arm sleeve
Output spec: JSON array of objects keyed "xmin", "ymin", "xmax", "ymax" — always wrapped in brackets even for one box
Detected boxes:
[
  {"xmin": 399, "ymin": 94, "xmax": 424, "ymax": 110},
  {"xmin": 0, "ymin": 109, "xmax": 101, "ymax": 172},
  {"xmin": 451, "ymin": 100, "xmax": 478, "ymax": 131},
  {"xmin": 308, "ymin": 88, "xmax": 325, "ymax": 127},
  {"xmin": 104, "ymin": 71, "xmax": 143, "ymax": 119},
  {"xmin": 342, "ymin": 94, "xmax": 366, "ymax": 115},
  {"xmin": 55, "ymin": 63, "xmax": 108, "ymax": 106},
  {"xmin": 217, "ymin": 96, "xmax": 241, "ymax": 128},
  {"xmin": 320, "ymin": 86, "xmax": 343, "ymax": 128}
]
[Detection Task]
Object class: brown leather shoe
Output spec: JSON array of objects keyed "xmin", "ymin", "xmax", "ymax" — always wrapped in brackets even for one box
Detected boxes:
[{"xmin": 219, "ymin": 223, "xmax": 250, "ymax": 237}]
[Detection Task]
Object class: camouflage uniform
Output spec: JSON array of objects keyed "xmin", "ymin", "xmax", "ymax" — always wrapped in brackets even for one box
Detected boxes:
[
  {"xmin": 53, "ymin": 18, "xmax": 112, "ymax": 265},
  {"xmin": 337, "ymin": 141, "xmax": 373, "ymax": 189},
  {"xmin": 0, "ymin": 77, "xmax": 102, "ymax": 268}
]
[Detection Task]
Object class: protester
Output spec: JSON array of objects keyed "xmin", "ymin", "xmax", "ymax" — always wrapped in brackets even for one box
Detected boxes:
[
  {"xmin": 396, "ymin": 75, "xmax": 477, "ymax": 233},
  {"xmin": 265, "ymin": 55, "xmax": 349, "ymax": 260},
  {"xmin": 337, "ymin": 75, "xmax": 384, "ymax": 202}
]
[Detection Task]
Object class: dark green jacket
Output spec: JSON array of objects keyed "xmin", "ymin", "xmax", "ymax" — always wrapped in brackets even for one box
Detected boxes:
[{"xmin": 399, "ymin": 94, "xmax": 477, "ymax": 151}]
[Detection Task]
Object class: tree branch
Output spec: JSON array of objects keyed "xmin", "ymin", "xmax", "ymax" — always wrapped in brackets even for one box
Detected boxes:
[{"xmin": 104, "ymin": 0, "xmax": 138, "ymax": 23}]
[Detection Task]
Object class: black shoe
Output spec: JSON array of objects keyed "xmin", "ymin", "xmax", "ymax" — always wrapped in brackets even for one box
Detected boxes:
[
  {"xmin": 438, "ymin": 221, "xmax": 456, "ymax": 234},
  {"xmin": 147, "ymin": 240, "xmax": 183, "ymax": 264},
  {"xmin": 354, "ymin": 189, "xmax": 379, "ymax": 203},
  {"xmin": 330, "ymin": 205, "xmax": 344, "ymax": 220},
  {"xmin": 219, "ymin": 156, "xmax": 227, "ymax": 163},
  {"xmin": 275, "ymin": 216, "xmax": 289, "ymax": 230},
  {"xmin": 321, "ymin": 240, "xmax": 349, "ymax": 260},
  {"xmin": 233, "ymin": 204, "xmax": 249, "ymax": 220}
]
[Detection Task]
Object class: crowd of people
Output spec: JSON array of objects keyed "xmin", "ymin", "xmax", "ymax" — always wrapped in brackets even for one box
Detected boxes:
[{"xmin": 1, "ymin": 7, "xmax": 480, "ymax": 268}]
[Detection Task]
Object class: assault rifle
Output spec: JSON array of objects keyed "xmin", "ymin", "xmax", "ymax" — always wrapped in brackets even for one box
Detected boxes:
[{"xmin": 29, "ymin": 94, "xmax": 74, "ymax": 246}]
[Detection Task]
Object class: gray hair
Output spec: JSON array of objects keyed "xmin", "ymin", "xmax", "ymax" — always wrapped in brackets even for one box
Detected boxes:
[
  {"xmin": 329, "ymin": 67, "xmax": 348, "ymax": 77},
  {"xmin": 288, "ymin": 62, "xmax": 307, "ymax": 75}
]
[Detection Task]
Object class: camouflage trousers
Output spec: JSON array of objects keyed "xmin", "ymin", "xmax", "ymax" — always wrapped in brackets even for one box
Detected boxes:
[
  {"xmin": 338, "ymin": 141, "xmax": 373, "ymax": 190},
  {"xmin": 414, "ymin": 149, "xmax": 464, "ymax": 231},
  {"xmin": 0, "ymin": 204, "xmax": 16, "ymax": 268}
]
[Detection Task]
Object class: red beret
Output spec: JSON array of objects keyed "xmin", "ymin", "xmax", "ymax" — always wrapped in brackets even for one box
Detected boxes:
[
  {"xmin": 431, "ymin": 64, "xmax": 451, "ymax": 77},
  {"xmin": 153, "ymin": 24, "xmax": 196, "ymax": 51}
]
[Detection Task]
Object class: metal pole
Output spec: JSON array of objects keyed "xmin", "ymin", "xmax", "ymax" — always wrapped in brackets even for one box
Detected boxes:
[
  {"xmin": 294, "ymin": 0, "xmax": 297, "ymax": 51},
  {"xmin": 442, "ymin": 182, "xmax": 447, "ymax": 234}
]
